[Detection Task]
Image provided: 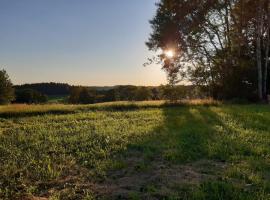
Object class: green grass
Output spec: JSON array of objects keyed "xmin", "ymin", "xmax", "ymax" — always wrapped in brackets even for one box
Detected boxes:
[
  {"xmin": 47, "ymin": 95, "xmax": 68, "ymax": 103},
  {"xmin": 0, "ymin": 101, "xmax": 269, "ymax": 199}
]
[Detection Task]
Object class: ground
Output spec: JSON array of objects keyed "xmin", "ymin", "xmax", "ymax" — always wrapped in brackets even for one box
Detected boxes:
[
  {"xmin": 0, "ymin": 101, "xmax": 270, "ymax": 199},
  {"xmin": 47, "ymin": 95, "xmax": 68, "ymax": 104}
]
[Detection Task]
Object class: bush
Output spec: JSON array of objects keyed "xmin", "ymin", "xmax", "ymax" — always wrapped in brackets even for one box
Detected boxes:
[
  {"xmin": 0, "ymin": 69, "xmax": 15, "ymax": 104},
  {"xmin": 160, "ymin": 85, "xmax": 183, "ymax": 101},
  {"xmin": 67, "ymin": 85, "xmax": 210, "ymax": 104},
  {"xmin": 15, "ymin": 89, "xmax": 48, "ymax": 104},
  {"xmin": 134, "ymin": 87, "xmax": 152, "ymax": 101},
  {"xmin": 78, "ymin": 88, "xmax": 96, "ymax": 104},
  {"xmin": 68, "ymin": 87, "xmax": 96, "ymax": 104}
]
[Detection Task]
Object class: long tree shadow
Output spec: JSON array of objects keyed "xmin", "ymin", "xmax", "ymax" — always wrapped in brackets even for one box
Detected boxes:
[
  {"xmin": 98, "ymin": 105, "xmax": 231, "ymax": 199},
  {"xmin": 124, "ymin": 106, "xmax": 225, "ymax": 163},
  {"xmin": 100, "ymin": 105, "xmax": 270, "ymax": 199},
  {"xmin": 6, "ymin": 104, "xmax": 268, "ymax": 199},
  {"xmin": 0, "ymin": 109, "xmax": 77, "ymax": 119}
]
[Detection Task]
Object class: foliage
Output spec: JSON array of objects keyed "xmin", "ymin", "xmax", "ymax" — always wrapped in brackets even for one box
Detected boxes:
[
  {"xmin": 15, "ymin": 82, "xmax": 70, "ymax": 96},
  {"xmin": 68, "ymin": 85, "xmax": 207, "ymax": 104},
  {"xmin": 113, "ymin": 86, "xmax": 153, "ymax": 101},
  {"xmin": 14, "ymin": 89, "xmax": 48, "ymax": 104},
  {"xmin": 0, "ymin": 69, "xmax": 15, "ymax": 104},
  {"xmin": 146, "ymin": 0, "xmax": 270, "ymax": 101},
  {"xmin": 159, "ymin": 85, "xmax": 206, "ymax": 101},
  {"xmin": 68, "ymin": 87, "xmax": 96, "ymax": 104},
  {"xmin": 10, "ymin": 82, "xmax": 213, "ymax": 104},
  {"xmin": 0, "ymin": 102, "xmax": 269, "ymax": 199}
]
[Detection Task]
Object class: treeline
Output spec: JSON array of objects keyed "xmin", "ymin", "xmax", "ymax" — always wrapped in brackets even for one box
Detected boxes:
[
  {"xmin": 68, "ymin": 85, "xmax": 206, "ymax": 104},
  {"xmin": 15, "ymin": 89, "xmax": 48, "ymax": 104},
  {"xmin": 12, "ymin": 82, "xmax": 70, "ymax": 104},
  {"xmin": 14, "ymin": 82, "xmax": 70, "ymax": 96},
  {"xmin": 0, "ymin": 69, "xmax": 207, "ymax": 105},
  {"xmin": 10, "ymin": 82, "xmax": 208, "ymax": 104}
]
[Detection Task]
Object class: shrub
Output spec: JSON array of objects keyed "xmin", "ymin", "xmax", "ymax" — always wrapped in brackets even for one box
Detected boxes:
[
  {"xmin": 0, "ymin": 69, "xmax": 15, "ymax": 104},
  {"xmin": 15, "ymin": 89, "xmax": 48, "ymax": 104},
  {"xmin": 68, "ymin": 87, "xmax": 96, "ymax": 104}
]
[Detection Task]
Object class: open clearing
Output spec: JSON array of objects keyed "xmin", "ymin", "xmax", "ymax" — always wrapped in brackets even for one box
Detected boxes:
[{"xmin": 0, "ymin": 101, "xmax": 270, "ymax": 199}]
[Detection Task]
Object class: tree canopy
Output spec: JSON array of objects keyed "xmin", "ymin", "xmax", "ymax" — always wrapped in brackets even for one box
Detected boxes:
[
  {"xmin": 0, "ymin": 69, "xmax": 15, "ymax": 104},
  {"xmin": 147, "ymin": 0, "xmax": 270, "ymax": 101}
]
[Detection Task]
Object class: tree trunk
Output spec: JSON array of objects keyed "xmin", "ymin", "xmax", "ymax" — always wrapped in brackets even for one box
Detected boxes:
[
  {"xmin": 256, "ymin": 3, "xmax": 263, "ymax": 101},
  {"xmin": 263, "ymin": 2, "xmax": 270, "ymax": 98},
  {"xmin": 225, "ymin": 0, "xmax": 231, "ymax": 52}
]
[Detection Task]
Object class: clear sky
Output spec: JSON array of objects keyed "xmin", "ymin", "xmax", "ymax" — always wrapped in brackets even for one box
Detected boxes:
[{"xmin": 0, "ymin": 0, "xmax": 166, "ymax": 86}]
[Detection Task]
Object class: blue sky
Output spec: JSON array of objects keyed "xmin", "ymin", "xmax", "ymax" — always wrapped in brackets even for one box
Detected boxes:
[{"xmin": 0, "ymin": 0, "xmax": 166, "ymax": 86}]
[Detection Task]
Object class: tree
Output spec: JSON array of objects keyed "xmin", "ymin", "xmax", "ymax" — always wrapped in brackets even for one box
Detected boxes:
[
  {"xmin": 68, "ymin": 86, "xmax": 96, "ymax": 104},
  {"xmin": 146, "ymin": 0, "xmax": 219, "ymax": 84},
  {"xmin": 134, "ymin": 87, "xmax": 152, "ymax": 101},
  {"xmin": 114, "ymin": 86, "xmax": 138, "ymax": 101},
  {"xmin": 15, "ymin": 82, "xmax": 70, "ymax": 96},
  {"xmin": 0, "ymin": 69, "xmax": 15, "ymax": 104},
  {"xmin": 146, "ymin": 0, "xmax": 270, "ymax": 101},
  {"xmin": 78, "ymin": 88, "xmax": 96, "ymax": 104},
  {"xmin": 263, "ymin": 2, "xmax": 270, "ymax": 98},
  {"xmin": 68, "ymin": 86, "xmax": 83, "ymax": 104},
  {"xmin": 160, "ymin": 85, "xmax": 179, "ymax": 101},
  {"xmin": 15, "ymin": 89, "xmax": 48, "ymax": 104}
]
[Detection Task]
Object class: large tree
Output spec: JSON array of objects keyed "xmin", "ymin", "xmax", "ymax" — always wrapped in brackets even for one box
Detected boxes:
[
  {"xmin": 146, "ymin": 0, "xmax": 270, "ymax": 101},
  {"xmin": 0, "ymin": 69, "xmax": 15, "ymax": 104}
]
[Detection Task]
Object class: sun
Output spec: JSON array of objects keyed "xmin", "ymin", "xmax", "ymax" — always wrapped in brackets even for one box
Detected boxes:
[{"xmin": 164, "ymin": 49, "xmax": 175, "ymax": 58}]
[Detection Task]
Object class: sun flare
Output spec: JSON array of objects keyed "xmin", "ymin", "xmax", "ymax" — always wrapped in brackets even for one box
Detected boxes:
[{"xmin": 164, "ymin": 49, "xmax": 175, "ymax": 58}]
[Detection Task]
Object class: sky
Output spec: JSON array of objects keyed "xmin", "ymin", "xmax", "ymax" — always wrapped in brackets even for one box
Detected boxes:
[{"xmin": 0, "ymin": 0, "xmax": 167, "ymax": 86}]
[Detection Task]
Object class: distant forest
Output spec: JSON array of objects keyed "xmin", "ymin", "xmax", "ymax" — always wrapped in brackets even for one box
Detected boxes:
[
  {"xmin": 14, "ymin": 83, "xmax": 71, "ymax": 96},
  {"xmin": 13, "ymin": 82, "xmax": 207, "ymax": 104}
]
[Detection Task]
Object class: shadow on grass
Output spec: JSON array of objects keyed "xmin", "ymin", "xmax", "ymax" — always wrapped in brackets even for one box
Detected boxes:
[
  {"xmin": 123, "ymin": 106, "xmax": 222, "ymax": 164},
  {"xmin": 0, "ymin": 110, "xmax": 77, "ymax": 119},
  {"xmin": 96, "ymin": 106, "xmax": 220, "ymax": 198},
  {"xmin": 2, "ymin": 104, "xmax": 268, "ymax": 199},
  {"xmin": 102, "ymin": 105, "xmax": 269, "ymax": 199}
]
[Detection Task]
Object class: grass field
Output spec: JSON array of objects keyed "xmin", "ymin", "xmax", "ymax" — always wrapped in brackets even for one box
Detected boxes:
[
  {"xmin": 47, "ymin": 95, "xmax": 68, "ymax": 104},
  {"xmin": 0, "ymin": 101, "xmax": 270, "ymax": 199}
]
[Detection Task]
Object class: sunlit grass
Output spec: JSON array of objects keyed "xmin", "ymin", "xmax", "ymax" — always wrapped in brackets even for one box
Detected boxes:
[
  {"xmin": 0, "ymin": 99, "xmax": 220, "ymax": 116},
  {"xmin": 0, "ymin": 101, "xmax": 269, "ymax": 199}
]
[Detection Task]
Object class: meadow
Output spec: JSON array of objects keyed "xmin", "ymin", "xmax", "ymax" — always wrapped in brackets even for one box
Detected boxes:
[{"xmin": 0, "ymin": 101, "xmax": 270, "ymax": 199}]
